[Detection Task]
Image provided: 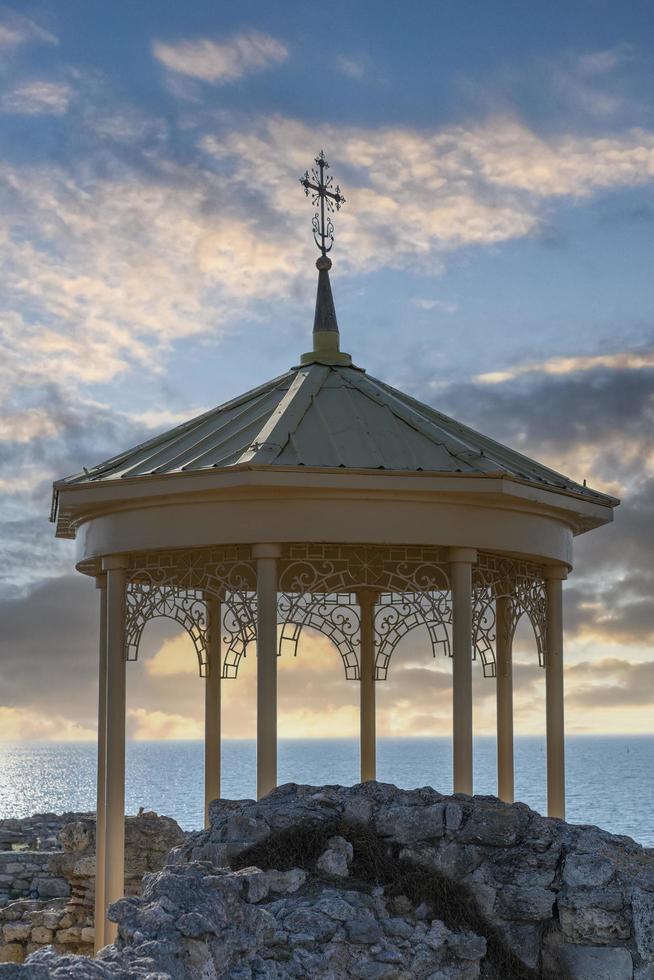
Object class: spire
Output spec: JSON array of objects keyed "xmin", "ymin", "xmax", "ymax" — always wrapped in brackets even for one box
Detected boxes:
[{"xmin": 299, "ymin": 151, "xmax": 352, "ymax": 367}]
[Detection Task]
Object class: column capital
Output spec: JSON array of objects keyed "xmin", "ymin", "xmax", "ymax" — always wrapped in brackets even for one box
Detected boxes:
[
  {"xmin": 252, "ymin": 543, "xmax": 282, "ymax": 560},
  {"xmin": 448, "ymin": 547, "xmax": 477, "ymax": 564},
  {"xmin": 204, "ymin": 587, "xmax": 225, "ymax": 603},
  {"xmin": 356, "ymin": 588, "xmax": 380, "ymax": 606},
  {"xmin": 102, "ymin": 555, "xmax": 129, "ymax": 571},
  {"xmin": 544, "ymin": 564, "xmax": 568, "ymax": 581}
]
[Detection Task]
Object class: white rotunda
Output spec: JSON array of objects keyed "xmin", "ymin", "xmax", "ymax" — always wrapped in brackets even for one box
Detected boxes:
[{"xmin": 51, "ymin": 152, "xmax": 618, "ymax": 949}]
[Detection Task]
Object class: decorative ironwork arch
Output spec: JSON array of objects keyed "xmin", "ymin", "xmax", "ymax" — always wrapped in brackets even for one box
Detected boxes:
[
  {"xmin": 126, "ymin": 584, "xmax": 208, "ymax": 674},
  {"xmin": 278, "ymin": 544, "xmax": 452, "ymax": 682},
  {"xmin": 473, "ymin": 553, "xmax": 548, "ymax": 673},
  {"xmin": 374, "ymin": 591, "xmax": 451, "ymax": 680},
  {"xmin": 278, "ymin": 593, "xmax": 360, "ymax": 679},
  {"xmin": 125, "ymin": 546, "xmax": 257, "ymax": 678},
  {"xmin": 221, "ymin": 593, "xmax": 361, "ymax": 680}
]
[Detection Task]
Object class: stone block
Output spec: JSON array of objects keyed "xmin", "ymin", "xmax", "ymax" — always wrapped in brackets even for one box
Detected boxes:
[
  {"xmin": 499, "ymin": 922, "xmax": 542, "ymax": 969},
  {"xmin": 40, "ymin": 911, "xmax": 62, "ymax": 930},
  {"xmin": 29, "ymin": 927, "xmax": 53, "ymax": 944},
  {"xmin": 558, "ymin": 943, "xmax": 633, "ymax": 980},
  {"xmin": 316, "ymin": 836, "xmax": 353, "ymax": 877},
  {"xmin": 563, "ymin": 854, "xmax": 615, "ymax": 888},
  {"xmin": 264, "ymin": 868, "xmax": 306, "ymax": 894},
  {"xmin": 345, "ymin": 913, "xmax": 382, "ymax": 944},
  {"xmin": 431, "ymin": 842, "xmax": 482, "ymax": 878},
  {"xmin": 375, "ymin": 803, "xmax": 444, "ymax": 843},
  {"xmin": 233, "ymin": 867, "xmax": 269, "ymax": 903},
  {"xmin": 457, "ymin": 805, "xmax": 520, "ymax": 846},
  {"xmin": 2, "ymin": 864, "xmax": 24, "ymax": 876},
  {"xmin": 496, "ymin": 884, "xmax": 554, "ymax": 921},
  {"xmin": 284, "ymin": 907, "xmax": 338, "ymax": 942},
  {"xmin": 0, "ymin": 944, "xmax": 24, "ymax": 964},
  {"xmin": 559, "ymin": 885, "xmax": 632, "ymax": 944},
  {"xmin": 33, "ymin": 877, "xmax": 69, "ymax": 899},
  {"xmin": 633, "ymin": 888, "xmax": 654, "ymax": 961},
  {"xmin": 2, "ymin": 922, "xmax": 30, "ymax": 942},
  {"xmin": 444, "ymin": 802, "xmax": 464, "ymax": 832}
]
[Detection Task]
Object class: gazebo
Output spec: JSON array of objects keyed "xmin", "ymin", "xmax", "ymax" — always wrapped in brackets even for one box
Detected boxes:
[{"xmin": 51, "ymin": 152, "xmax": 618, "ymax": 949}]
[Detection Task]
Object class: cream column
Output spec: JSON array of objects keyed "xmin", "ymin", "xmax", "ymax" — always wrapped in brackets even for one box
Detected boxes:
[
  {"xmin": 94, "ymin": 575, "xmax": 107, "ymax": 954},
  {"xmin": 495, "ymin": 595, "xmax": 514, "ymax": 803},
  {"xmin": 204, "ymin": 595, "xmax": 222, "ymax": 828},
  {"xmin": 449, "ymin": 548, "xmax": 477, "ymax": 795},
  {"xmin": 254, "ymin": 545, "xmax": 281, "ymax": 800},
  {"xmin": 545, "ymin": 566, "xmax": 567, "ymax": 819},
  {"xmin": 101, "ymin": 555, "xmax": 128, "ymax": 946},
  {"xmin": 357, "ymin": 590, "xmax": 378, "ymax": 783}
]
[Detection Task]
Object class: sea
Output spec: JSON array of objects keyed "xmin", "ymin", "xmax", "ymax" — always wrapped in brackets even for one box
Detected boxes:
[{"xmin": 0, "ymin": 736, "xmax": 652, "ymax": 846}]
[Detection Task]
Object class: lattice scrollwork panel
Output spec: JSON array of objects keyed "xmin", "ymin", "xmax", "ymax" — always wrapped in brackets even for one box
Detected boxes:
[
  {"xmin": 474, "ymin": 553, "xmax": 548, "ymax": 669},
  {"xmin": 221, "ymin": 594, "xmax": 257, "ymax": 679},
  {"xmin": 279, "ymin": 543, "xmax": 450, "ymax": 594},
  {"xmin": 221, "ymin": 593, "xmax": 360, "ymax": 680},
  {"xmin": 374, "ymin": 591, "xmax": 451, "ymax": 680},
  {"xmin": 125, "ymin": 547, "xmax": 257, "ymax": 678},
  {"xmin": 126, "ymin": 584, "xmax": 209, "ymax": 675},
  {"xmin": 127, "ymin": 545, "xmax": 256, "ymax": 595},
  {"xmin": 278, "ymin": 593, "xmax": 360, "ymax": 680}
]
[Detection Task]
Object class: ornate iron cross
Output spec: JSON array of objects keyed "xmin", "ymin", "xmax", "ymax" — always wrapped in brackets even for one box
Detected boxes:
[{"xmin": 299, "ymin": 150, "xmax": 346, "ymax": 257}]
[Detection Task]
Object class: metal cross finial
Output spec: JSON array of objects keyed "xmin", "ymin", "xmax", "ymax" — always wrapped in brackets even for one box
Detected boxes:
[{"xmin": 299, "ymin": 150, "xmax": 346, "ymax": 258}]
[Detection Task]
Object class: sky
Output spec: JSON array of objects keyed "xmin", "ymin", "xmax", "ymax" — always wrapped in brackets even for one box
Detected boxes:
[{"xmin": 0, "ymin": 0, "xmax": 653, "ymax": 746}]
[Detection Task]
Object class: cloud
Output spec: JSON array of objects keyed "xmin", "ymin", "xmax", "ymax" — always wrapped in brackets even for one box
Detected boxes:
[
  {"xmin": 475, "ymin": 351, "xmax": 654, "ymax": 385},
  {"xmin": 145, "ymin": 635, "xmax": 199, "ymax": 677},
  {"xmin": 0, "ymin": 706, "xmax": 94, "ymax": 741},
  {"xmin": 433, "ymin": 355, "xmax": 654, "ymax": 495},
  {"xmin": 567, "ymin": 658, "xmax": 654, "ymax": 710},
  {"xmin": 0, "ymin": 12, "xmax": 57, "ymax": 51},
  {"xmin": 202, "ymin": 114, "xmax": 654, "ymax": 280},
  {"xmin": 152, "ymin": 32, "xmax": 288, "ymax": 84},
  {"xmin": 1, "ymin": 81, "xmax": 72, "ymax": 115},
  {"xmin": 2, "ymin": 109, "xmax": 654, "ymax": 417},
  {"xmin": 575, "ymin": 48, "xmax": 631, "ymax": 78},
  {"xmin": 0, "ymin": 392, "xmax": 156, "ymax": 589},
  {"xmin": 335, "ymin": 54, "xmax": 370, "ymax": 80},
  {"xmin": 127, "ymin": 708, "xmax": 203, "ymax": 740},
  {"xmin": 1, "ymin": 94, "xmax": 654, "ymax": 644},
  {"xmin": 410, "ymin": 298, "xmax": 458, "ymax": 313},
  {"xmin": 421, "ymin": 357, "xmax": 654, "ymax": 658}
]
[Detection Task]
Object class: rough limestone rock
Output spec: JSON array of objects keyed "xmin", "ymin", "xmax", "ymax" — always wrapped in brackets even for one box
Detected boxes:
[{"xmin": 2, "ymin": 782, "xmax": 654, "ymax": 978}]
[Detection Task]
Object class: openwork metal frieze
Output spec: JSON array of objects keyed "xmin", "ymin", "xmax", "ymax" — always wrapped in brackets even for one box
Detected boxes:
[
  {"xmin": 279, "ymin": 543, "xmax": 450, "ymax": 595},
  {"xmin": 121, "ymin": 544, "xmax": 550, "ymax": 682}
]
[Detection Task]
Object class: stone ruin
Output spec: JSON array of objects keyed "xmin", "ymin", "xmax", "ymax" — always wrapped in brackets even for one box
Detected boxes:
[
  {"xmin": 1, "ymin": 782, "xmax": 654, "ymax": 978},
  {"xmin": 0, "ymin": 811, "xmax": 184, "ymax": 964},
  {"xmin": 0, "ymin": 813, "xmax": 95, "ymax": 907}
]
